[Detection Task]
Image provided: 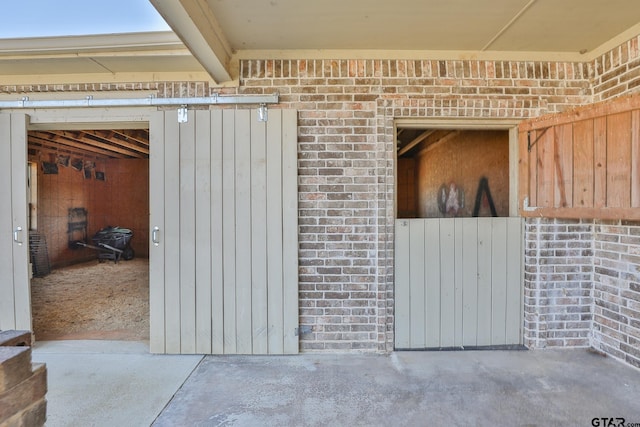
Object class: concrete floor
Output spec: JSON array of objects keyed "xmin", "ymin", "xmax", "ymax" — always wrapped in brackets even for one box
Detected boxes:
[
  {"xmin": 33, "ymin": 342, "xmax": 640, "ymax": 427},
  {"xmin": 32, "ymin": 340, "xmax": 202, "ymax": 427}
]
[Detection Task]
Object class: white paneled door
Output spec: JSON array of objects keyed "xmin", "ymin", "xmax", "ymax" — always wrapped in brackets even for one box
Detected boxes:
[
  {"xmin": 0, "ymin": 113, "xmax": 31, "ymax": 332},
  {"xmin": 395, "ymin": 217, "xmax": 523, "ymax": 349},
  {"xmin": 149, "ymin": 109, "xmax": 299, "ymax": 355}
]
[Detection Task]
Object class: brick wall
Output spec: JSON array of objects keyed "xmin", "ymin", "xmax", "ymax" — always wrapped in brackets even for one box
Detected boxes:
[
  {"xmin": 593, "ymin": 221, "xmax": 640, "ymax": 369},
  {"xmin": 592, "ymin": 34, "xmax": 640, "ymax": 101},
  {"xmin": 523, "ymin": 218, "xmax": 594, "ymax": 349},
  {"xmin": 524, "ymin": 218, "xmax": 640, "ymax": 369},
  {"xmin": 238, "ymin": 57, "xmax": 590, "ymax": 351}
]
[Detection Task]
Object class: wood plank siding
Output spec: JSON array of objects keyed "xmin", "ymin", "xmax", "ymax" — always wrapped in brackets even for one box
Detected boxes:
[
  {"xmin": 149, "ymin": 109, "xmax": 298, "ymax": 355},
  {"xmin": 395, "ymin": 217, "xmax": 523, "ymax": 349},
  {"xmin": 0, "ymin": 114, "xmax": 31, "ymax": 332},
  {"xmin": 519, "ymin": 94, "xmax": 640, "ymax": 219}
]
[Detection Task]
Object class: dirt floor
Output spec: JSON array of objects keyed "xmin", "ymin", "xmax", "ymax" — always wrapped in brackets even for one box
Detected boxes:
[{"xmin": 30, "ymin": 258, "xmax": 149, "ymax": 341}]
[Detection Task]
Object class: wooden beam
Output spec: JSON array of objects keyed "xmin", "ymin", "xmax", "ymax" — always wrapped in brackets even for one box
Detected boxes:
[
  {"xmin": 29, "ymin": 134, "xmax": 125, "ymax": 159},
  {"xmin": 112, "ymin": 130, "xmax": 150, "ymax": 148},
  {"xmin": 520, "ymin": 93, "xmax": 640, "ymax": 132},
  {"xmin": 28, "ymin": 144, "xmax": 111, "ymax": 161},
  {"xmin": 398, "ymin": 130, "xmax": 435, "ymax": 157},
  {"xmin": 414, "ymin": 130, "xmax": 460, "ymax": 158},
  {"xmin": 88, "ymin": 131, "xmax": 150, "ymax": 156},
  {"xmin": 150, "ymin": 0, "xmax": 233, "ymax": 83},
  {"xmin": 38, "ymin": 130, "xmax": 146, "ymax": 158}
]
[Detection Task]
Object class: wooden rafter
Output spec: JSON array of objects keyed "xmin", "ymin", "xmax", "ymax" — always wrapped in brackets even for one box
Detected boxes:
[
  {"xmin": 397, "ymin": 130, "xmax": 435, "ymax": 157},
  {"xmin": 28, "ymin": 129, "xmax": 149, "ymax": 159},
  {"xmin": 29, "ymin": 134, "xmax": 126, "ymax": 159},
  {"xmin": 83, "ymin": 130, "xmax": 150, "ymax": 156},
  {"xmin": 112, "ymin": 130, "xmax": 149, "ymax": 148}
]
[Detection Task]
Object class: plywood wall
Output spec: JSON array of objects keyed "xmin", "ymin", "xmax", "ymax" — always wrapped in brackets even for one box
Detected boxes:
[
  {"xmin": 397, "ymin": 157, "xmax": 417, "ymax": 217},
  {"xmin": 519, "ymin": 94, "xmax": 640, "ymax": 219},
  {"xmin": 35, "ymin": 157, "xmax": 149, "ymax": 268},
  {"xmin": 412, "ymin": 130, "xmax": 509, "ymax": 218}
]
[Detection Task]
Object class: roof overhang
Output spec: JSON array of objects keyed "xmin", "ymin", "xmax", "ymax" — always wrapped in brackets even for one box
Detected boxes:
[
  {"xmin": 0, "ymin": 31, "xmax": 213, "ymax": 86},
  {"xmin": 2, "ymin": 1, "xmax": 639, "ymax": 86},
  {"xmin": 150, "ymin": 0, "xmax": 640, "ymax": 84}
]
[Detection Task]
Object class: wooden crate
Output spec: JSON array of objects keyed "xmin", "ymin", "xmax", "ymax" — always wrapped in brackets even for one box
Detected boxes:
[{"xmin": 0, "ymin": 331, "xmax": 46, "ymax": 427}]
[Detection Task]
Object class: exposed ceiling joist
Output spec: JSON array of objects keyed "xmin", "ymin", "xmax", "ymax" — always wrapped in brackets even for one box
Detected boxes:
[
  {"xmin": 397, "ymin": 129, "xmax": 461, "ymax": 158},
  {"xmin": 111, "ymin": 130, "xmax": 149, "ymax": 148},
  {"xmin": 28, "ymin": 129, "xmax": 150, "ymax": 160},
  {"xmin": 38, "ymin": 130, "xmax": 147, "ymax": 159},
  {"xmin": 80, "ymin": 131, "xmax": 150, "ymax": 156},
  {"xmin": 29, "ymin": 135, "xmax": 122, "ymax": 159},
  {"xmin": 398, "ymin": 130, "xmax": 435, "ymax": 157}
]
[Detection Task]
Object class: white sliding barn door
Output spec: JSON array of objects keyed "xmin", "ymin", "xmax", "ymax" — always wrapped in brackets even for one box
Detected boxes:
[
  {"xmin": 150, "ymin": 109, "xmax": 298, "ymax": 355},
  {"xmin": 0, "ymin": 113, "xmax": 31, "ymax": 331}
]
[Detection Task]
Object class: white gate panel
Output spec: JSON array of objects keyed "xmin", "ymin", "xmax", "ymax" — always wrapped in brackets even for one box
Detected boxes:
[
  {"xmin": 150, "ymin": 109, "xmax": 298, "ymax": 355},
  {"xmin": 395, "ymin": 217, "xmax": 523, "ymax": 349},
  {"xmin": 0, "ymin": 113, "xmax": 31, "ymax": 332}
]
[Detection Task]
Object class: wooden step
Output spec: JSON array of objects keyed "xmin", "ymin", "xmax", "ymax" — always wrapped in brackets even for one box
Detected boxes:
[
  {"xmin": 0, "ymin": 331, "xmax": 31, "ymax": 348},
  {"xmin": 0, "ymin": 364, "xmax": 47, "ymax": 424},
  {"xmin": 0, "ymin": 348, "xmax": 32, "ymax": 393}
]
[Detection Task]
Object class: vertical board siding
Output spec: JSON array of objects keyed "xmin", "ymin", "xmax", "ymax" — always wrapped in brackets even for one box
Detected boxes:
[
  {"xmin": 210, "ymin": 111, "xmax": 225, "ymax": 354},
  {"xmin": 10, "ymin": 115, "xmax": 30, "ymax": 330},
  {"xmin": 266, "ymin": 110, "xmax": 285, "ymax": 353},
  {"xmin": 163, "ymin": 114, "xmax": 182, "ymax": 354},
  {"xmin": 490, "ymin": 219, "xmax": 508, "ymax": 345},
  {"xmin": 0, "ymin": 113, "xmax": 30, "ymax": 331},
  {"xmin": 222, "ymin": 110, "xmax": 237, "ymax": 354},
  {"xmin": 439, "ymin": 220, "xmax": 456, "ymax": 348},
  {"xmin": 234, "ymin": 110, "xmax": 253, "ymax": 354},
  {"xmin": 632, "ymin": 111, "xmax": 640, "ymax": 207},
  {"xmin": 572, "ymin": 119, "xmax": 594, "ymax": 207},
  {"xmin": 453, "ymin": 220, "xmax": 464, "ymax": 347},
  {"xmin": 0, "ymin": 114, "xmax": 16, "ymax": 330},
  {"xmin": 593, "ymin": 117, "xmax": 608, "ymax": 209},
  {"xmin": 395, "ymin": 217, "xmax": 523, "ymax": 349},
  {"xmin": 394, "ymin": 220, "xmax": 411, "ymax": 348},
  {"xmin": 519, "ymin": 95, "xmax": 640, "ymax": 219},
  {"xmin": 409, "ymin": 220, "xmax": 426, "ymax": 348},
  {"xmin": 149, "ymin": 112, "xmax": 166, "ymax": 353},
  {"xmin": 461, "ymin": 218, "xmax": 479, "ymax": 346},
  {"xmin": 424, "ymin": 220, "xmax": 440, "ymax": 348},
  {"xmin": 195, "ymin": 110, "xmax": 213, "ymax": 354},
  {"xmin": 476, "ymin": 220, "xmax": 493, "ymax": 347},
  {"xmin": 554, "ymin": 124, "xmax": 573, "ymax": 208},
  {"xmin": 282, "ymin": 109, "xmax": 300, "ymax": 355},
  {"xmin": 505, "ymin": 219, "xmax": 524, "ymax": 344},
  {"xmin": 606, "ymin": 112, "xmax": 631, "ymax": 208},
  {"xmin": 179, "ymin": 112, "xmax": 197, "ymax": 354},
  {"xmin": 150, "ymin": 109, "xmax": 298, "ymax": 355},
  {"xmin": 537, "ymin": 127, "xmax": 555, "ymax": 208},
  {"xmin": 251, "ymin": 109, "xmax": 268, "ymax": 355}
]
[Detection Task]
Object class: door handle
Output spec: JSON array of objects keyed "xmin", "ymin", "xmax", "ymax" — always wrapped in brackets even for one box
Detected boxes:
[
  {"xmin": 13, "ymin": 226, "xmax": 23, "ymax": 245},
  {"xmin": 152, "ymin": 226, "xmax": 160, "ymax": 246}
]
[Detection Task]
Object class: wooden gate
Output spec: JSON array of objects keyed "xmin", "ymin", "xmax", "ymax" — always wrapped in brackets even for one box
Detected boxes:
[
  {"xmin": 149, "ymin": 109, "xmax": 299, "ymax": 355},
  {"xmin": 518, "ymin": 94, "xmax": 640, "ymax": 220},
  {"xmin": 0, "ymin": 113, "xmax": 31, "ymax": 332},
  {"xmin": 395, "ymin": 217, "xmax": 523, "ymax": 349}
]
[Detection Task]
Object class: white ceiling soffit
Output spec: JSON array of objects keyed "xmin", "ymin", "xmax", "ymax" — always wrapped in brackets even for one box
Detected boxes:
[
  {"xmin": 0, "ymin": 32, "xmax": 209, "ymax": 84},
  {"xmin": 150, "ymin": 0, "xmax": 233, "ymax": 84},
  {"xmin": 158, "ymin": 0, "xmax": 640, "ymax": 70}
]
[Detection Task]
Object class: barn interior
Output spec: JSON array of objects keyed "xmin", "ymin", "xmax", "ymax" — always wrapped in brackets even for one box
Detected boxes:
[
  {"xmin": 396, "ymin": 128, "xmax": 509, "ymax": 218},
  {"xmin": 27, "ymin": 127, "xmax": 150, "ymax": 341}
]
